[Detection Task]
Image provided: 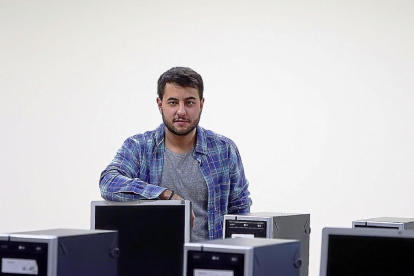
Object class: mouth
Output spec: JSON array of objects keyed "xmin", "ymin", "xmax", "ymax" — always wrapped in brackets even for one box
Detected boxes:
[
  {"xmin": 173, "ymin": 118, "xmax": 190, "ymax": 123},
  {"xmin": 173, "ymin": 119, "xmax": 190, "ymax": 127}
]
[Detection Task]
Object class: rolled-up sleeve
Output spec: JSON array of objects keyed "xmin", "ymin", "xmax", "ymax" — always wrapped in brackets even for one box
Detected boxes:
[{"xmin": 99, "ymin": 137, "xmax": 166, "ymax": 201}]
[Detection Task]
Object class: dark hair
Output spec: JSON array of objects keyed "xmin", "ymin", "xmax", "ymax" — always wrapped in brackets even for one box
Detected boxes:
[{"xmin": 157, "ymin": 67, "xmax": 204, "ymax": 100}]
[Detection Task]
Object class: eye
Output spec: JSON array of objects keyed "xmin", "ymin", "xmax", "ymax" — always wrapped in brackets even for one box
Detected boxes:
[
  {"xmin": 186, "ymin": 101, "xmax": 195, "ymax": 106},
  {"xmin": 168, "ymin": 101, "xmax": 178, "ymax": 106}
]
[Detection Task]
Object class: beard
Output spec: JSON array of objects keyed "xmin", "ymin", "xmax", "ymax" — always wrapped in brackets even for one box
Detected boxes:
[{"xmin": 161, "ymin": 110, "xmax": 202, "ymax": 136}]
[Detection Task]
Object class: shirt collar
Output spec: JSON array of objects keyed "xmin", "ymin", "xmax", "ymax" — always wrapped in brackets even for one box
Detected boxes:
[
  {"xmin": 195, "ymin": 125, "xmax": 208, "ymax": 155},
  {"xmin": 154, "ymin": 124, "xmax": 208, "ymax": 156},
  {"xmin": 154, "ymin": 124, "xmax": 165, "ymax": 147}
]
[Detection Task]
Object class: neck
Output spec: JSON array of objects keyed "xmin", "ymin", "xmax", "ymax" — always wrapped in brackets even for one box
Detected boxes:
[{"xmin": 164, "ymin": 128, "xmax": 196, "ymax": 154}]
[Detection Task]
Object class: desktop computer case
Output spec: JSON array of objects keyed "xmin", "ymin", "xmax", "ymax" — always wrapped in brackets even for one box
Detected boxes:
[
  {"xmin": 0, "ymin": 228, "xmax": 118, "ymax": 276},
  {"xmin": 223, "ymin": 212, "xmax": 310, "ymax": 276},
  {"xmin": 352, "ymin": 217, "xmax": 414, "ymax": 230},
  {"xmin": 184, "ymin": 238, "xmax": 301, "ymax": 276}
]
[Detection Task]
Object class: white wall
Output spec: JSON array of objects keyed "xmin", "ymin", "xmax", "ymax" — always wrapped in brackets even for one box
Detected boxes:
[{"xmin": 1, "ymin": 1, "xmax": 413, "ymax": 275}]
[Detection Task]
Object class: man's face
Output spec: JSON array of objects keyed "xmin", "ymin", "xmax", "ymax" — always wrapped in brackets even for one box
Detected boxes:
[{"xmin": 157, "ymin": 83, "xmax": 204, "ymax": 136}]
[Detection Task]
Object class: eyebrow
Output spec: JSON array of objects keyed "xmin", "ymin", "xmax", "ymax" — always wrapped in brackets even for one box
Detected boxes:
[{"xmin": 167, "ymin": 97, "xmax": 197, "ymax": 101}]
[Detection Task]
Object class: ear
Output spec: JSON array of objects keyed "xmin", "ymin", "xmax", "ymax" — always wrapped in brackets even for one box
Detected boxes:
[
  {"xmin": 156, "ymin": 98, "xmax": 162, "ymax": 112},
  {"xmin": 200, "ymin": 97, "xmax": 205, "ymax": 110}
]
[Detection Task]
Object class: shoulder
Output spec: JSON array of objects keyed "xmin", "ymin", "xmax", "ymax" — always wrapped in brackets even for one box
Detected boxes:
[
  {"xmin": 122, "ymin": 124, "xmax": 164, "ymax": 150},
  {"xmin": 198, "ymin": 126, "xmax": 239, "ymax": 151}
]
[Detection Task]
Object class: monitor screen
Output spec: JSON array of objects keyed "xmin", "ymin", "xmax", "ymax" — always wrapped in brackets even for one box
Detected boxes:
[
  {"xmin": 94, "ymin": 204, "xmax": 186, "ymax": 276},
  {"xmin": 321, "ymin": 228, "xmax": 414, "ymax": 276}
]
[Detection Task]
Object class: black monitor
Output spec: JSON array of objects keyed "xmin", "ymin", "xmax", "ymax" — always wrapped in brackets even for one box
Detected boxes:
[
  {"xmin": 319, "ymin": 227, "xmax": 414, "ymax": 276},
  {"xmin": 91, "ymin": 200, "xmax": 191, "ymax": 276}
]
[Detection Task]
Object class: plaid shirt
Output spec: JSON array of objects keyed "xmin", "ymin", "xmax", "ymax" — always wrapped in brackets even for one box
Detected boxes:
[{"xmin": 100, "ymin": 124, "xmax": 252, "ymax": 239}]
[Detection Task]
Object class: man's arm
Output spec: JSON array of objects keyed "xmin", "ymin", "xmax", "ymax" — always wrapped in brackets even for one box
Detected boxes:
[
  {"xmin": 100, "ymin": 136, "xmax": 196, "ymax": 227},
  {"xmin": 227, "ymin": 143, "xmax": 252, "ymax": 214},
  {"xmin": 99, "ymin": 137, "xmax": 166, "ymax": 201}
]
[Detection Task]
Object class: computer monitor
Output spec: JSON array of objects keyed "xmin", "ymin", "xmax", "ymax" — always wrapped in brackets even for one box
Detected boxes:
[
  {"xmin": 319, "ymin": 227, "xmax": 414, "ymax": 276},
  {"xmin": 91, "ymin": 200, "xmax": 191, "ymax": 276}
]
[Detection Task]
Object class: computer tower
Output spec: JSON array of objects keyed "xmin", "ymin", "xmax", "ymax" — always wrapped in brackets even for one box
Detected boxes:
[
  {"xmin": 223, "ymin": 212, "xmax": 310, "ymax": 276},
  {"xmin": 352, "ymin": 217, "xmax": 414, "ymax": 230},
  {"xmin": 91, "ymin": 200, "xmax": 191, "ymax": 276},
  {"xmin": 184, "ymin": 238, "xmax": 301, "ymax": 276},
  {"xmin": 0, "ymin": 228, "xmax": 118, "ymax": 276}
]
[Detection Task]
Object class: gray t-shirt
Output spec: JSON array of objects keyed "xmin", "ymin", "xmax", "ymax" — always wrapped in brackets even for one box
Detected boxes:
[{"xmin": 160, "ymin": 147, "xmax": 209, "ymax": 242}]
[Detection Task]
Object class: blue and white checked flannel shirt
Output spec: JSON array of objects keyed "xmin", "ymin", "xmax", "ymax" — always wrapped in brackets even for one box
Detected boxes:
[{"xmin": 99, "ymin": 124, "xmax": 252, "ymax": 239}]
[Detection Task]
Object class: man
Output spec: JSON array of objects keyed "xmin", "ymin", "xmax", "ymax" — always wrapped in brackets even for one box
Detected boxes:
[{"xmin": 99, "ymin": 67, "xmax": 252, "ymax": 241}]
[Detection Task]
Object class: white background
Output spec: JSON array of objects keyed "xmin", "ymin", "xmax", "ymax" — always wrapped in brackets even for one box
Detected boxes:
[{"xmin": 1, "ymin": 1, "xmax": 413, "ymax": 275}]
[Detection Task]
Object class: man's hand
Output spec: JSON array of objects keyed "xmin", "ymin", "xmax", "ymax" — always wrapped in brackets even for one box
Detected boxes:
[{"xmin": 160, "ymin": 189, "xmax": 195, "ymax": 228}]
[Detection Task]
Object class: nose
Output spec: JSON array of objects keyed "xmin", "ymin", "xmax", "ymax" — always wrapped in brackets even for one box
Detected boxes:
[{"xmin": 176, "ymin": 102, "xmax": 186, "ymax": 116}]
